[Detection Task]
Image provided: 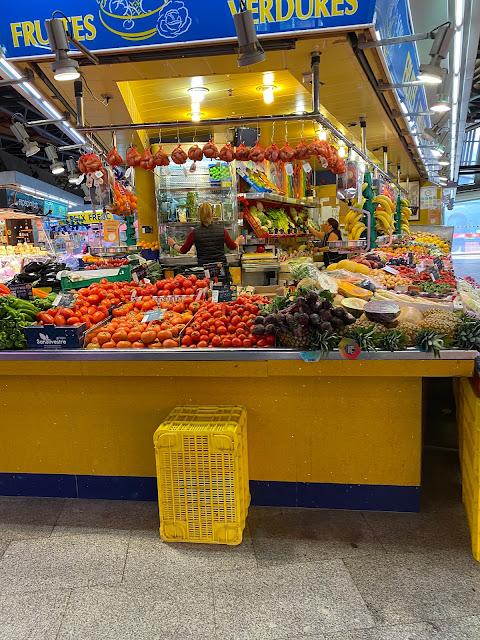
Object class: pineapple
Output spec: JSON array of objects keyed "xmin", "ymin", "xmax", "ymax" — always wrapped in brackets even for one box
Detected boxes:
[
  {"xmin": 378, "ymin": 329, "xmax": 407, "ymax": 352},
  {"xmin": 346, "ymin": 326, "xmax": 379, "ymax": 352},
  {"xmin": 454, "ymin": 315, "xmax": 480, "ymax": 351},
  {"xmin": 352, "ymin": 315, "xmax": 387, "ymax": 333},
  {"xmin": 310, "ymin": 330, "xmax": 339, "ymax": 355},
  {"xmin": 421, "ymin": 310, "xmax": 459, "ymax": 346},
  {"xmin": 416, "ymin": 329, "xmax": 444, "ymax": 358},
  {"xmin": 396, "ymin": 321, "xmax": 419, "ymax": 346}
]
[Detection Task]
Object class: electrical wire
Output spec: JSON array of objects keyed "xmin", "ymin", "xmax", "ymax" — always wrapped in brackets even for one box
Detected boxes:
[{"xmin": 80, "ymin": 73, "xmax": 109, "ymax": 108}]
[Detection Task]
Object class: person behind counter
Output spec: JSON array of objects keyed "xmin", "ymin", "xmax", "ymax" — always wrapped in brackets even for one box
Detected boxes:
[
  {"xmin": 167, "ymin": 202, "xmax": 243, "ymax": 267},
  {"xmin": 307, "ymin": 217, "xmax": 343, "ymax": 267}
]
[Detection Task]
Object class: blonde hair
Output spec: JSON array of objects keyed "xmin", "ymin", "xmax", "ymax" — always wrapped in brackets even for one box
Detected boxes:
[{"xmin": 198, "ymin": 202, "xmax": 214, "ymax": 226}]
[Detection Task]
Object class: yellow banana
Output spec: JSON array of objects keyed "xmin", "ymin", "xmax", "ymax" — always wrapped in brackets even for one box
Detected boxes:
[
  {"xmin": 375, "ymin": 211, "xmax": 393, "ymax": 228},
  {"xmin": 373, "ymin": 195, "xmax": 394, "ymax": 213},
  {"xmin": 351, "ymin": 224, "xmax": 367, "ymax": 241},
  {"xmin": 345, "ymin": 209, "xmax": 361, "ymax": 226},
  {"xmin": 401, "ymin": 206, "xmax": 412, "ymax": 217},
  {"xmin": 400, "ymin": 198, "xmax": 409, "ymax": 207}
]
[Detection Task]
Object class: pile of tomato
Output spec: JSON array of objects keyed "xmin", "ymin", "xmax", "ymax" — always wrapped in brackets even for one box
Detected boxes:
[
  {"xmin": 85, "ymin": 306, "xmax": 193, "ymax": 349},
  {"xmin": 180, "ymin": 297, "xmax": 273, "ymax": 348},
  {"xmin": 153, "ymin": 273, "xmax": 209, "ymax": 297}
]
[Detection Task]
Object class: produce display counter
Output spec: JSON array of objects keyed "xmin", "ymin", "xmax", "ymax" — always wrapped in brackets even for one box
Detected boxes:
[{"xmin": 0, "ymin": 350, "xmax": 475, "ymax": 512}]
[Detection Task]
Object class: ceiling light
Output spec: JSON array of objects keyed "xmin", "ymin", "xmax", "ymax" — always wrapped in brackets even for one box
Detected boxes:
[
  {"xmin": 431, "ymin": 95, "xmax": 451, "ymax": 113},
  {"xmin": 417, "ymin": 24, "xmax": 453, "ymax": 85},
  {"xmin": 10, "ymin": 122, "xmax": 40, "ymax": 158},
  {"xmin": 438, "ymin": 157, "xmax": 450, "ymax": 166},
  {"xmin": 318, "ymin": 127, "xmax": 327, "ymax": 141},
  {"xmin": 417, "ymin": 63, "xmax": 444, "ymax": 85},
  {"xmin": 45, "ymin": 144, "xmax": 65, "ymax": 174},
  {"xmin": 233, "ymin": 2, "xmax": 266, "ymax": 67},
  {"xmin": 337, "ymin": 143, "xmax": 347, "ymax": 158},
  {"xmin": 431, "ymin": 147, "xmax": 443, "ymax": 158},
  {"xmin": 187, "ymin": 86, "xmax": 209, "ymax": 102},
  {"xmin": 262, "ymin": 85, "xmax": 275, "ymax": 104},
  {"xmin": 45, "ymin": 17, "xmax": 99, "ymax": 82},
  {"xmin": 66, "ymin": 158, "xmax": 80, "ymax": 183},
  {"xmin": 46, "ymin": 19, "xmax": 80, "ymax": 81}
]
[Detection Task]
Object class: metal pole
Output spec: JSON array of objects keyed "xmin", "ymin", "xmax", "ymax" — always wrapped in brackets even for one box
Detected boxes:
[
  {"xmin": 383, "ymin": 146, "xmax": 388, "ymax": 173},
  {"xmin": 74, "ymin": 79, "xmax": 84, "ymax": 128},
  {"xmin": 311, "ymin": 51, "xmax": 321, "ymax": 115},
  {"xmin": 397, "ymin": 164, "xmax": 401, "ymax": 184}
]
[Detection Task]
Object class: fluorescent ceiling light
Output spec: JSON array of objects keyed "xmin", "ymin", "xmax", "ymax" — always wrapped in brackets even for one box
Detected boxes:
[
  {"xmin": 400, "ymin": 101, "xmax": 408, "ymax": 114},
  {"xmin": 439, "ymin": 157, "xmax": 450, "ymax": 166},
  {"xmin": 431, "ymin": 97, "xmax": 451, "ymax": 113},
  {"xmin": 21, "ymin": 82, "xmax": 42, "ymax": 99},
  {"xmin": 41, "ymin": 100, "xmax": 62, "ymax": 119}
]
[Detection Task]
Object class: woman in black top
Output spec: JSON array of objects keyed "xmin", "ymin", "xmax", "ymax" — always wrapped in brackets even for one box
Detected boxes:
[{"xmin": 308, "ymin": 217, "xmax": 343, "ymax": 267}]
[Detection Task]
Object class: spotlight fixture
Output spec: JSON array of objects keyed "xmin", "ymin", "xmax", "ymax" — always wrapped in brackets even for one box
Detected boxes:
[
  {"xmin": 417, "ymin": 24, "xmax": 454, "ymax": 84},
  {"xmin": 45, "ymin": 16, "xmax": 99, "ymax": 82},
  {"xmin": 431, "ymin": 94, "xmax": 451, "ymax": 113},
  {"xmin": 233, "ymin": 1, "xmax": 266, "ymax": 67},
  {"xmin": 189, "ymin": 103, "xmax": 203, "ymax": 122},
  {"xmin": 66, "ymin": 158, "xmax": 80, "ymax": 183},
  {"xmin": 45, "ymin": 145, "xmax": 65, "ymax": 175},
  {"xmin": 438, "ymin": 157, "xmax": 450, "ymax": 166},
  {"xmin": 10, "ymin": 122, "xmax": 40, "ymax": 157}
]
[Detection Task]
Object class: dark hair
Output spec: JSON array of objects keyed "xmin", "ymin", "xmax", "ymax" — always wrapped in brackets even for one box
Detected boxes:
[{"xmin": 327, "ymin": 218, "xmax": 339, "ymax": 230}]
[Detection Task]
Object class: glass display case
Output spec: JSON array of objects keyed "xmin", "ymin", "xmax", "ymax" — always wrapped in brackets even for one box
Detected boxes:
[{"xmin": 155, "ymin": 159, "xmax": 239, "ymax": 265}]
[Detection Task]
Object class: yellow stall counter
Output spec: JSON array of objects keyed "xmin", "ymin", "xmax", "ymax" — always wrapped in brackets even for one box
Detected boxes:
[{"xmin": 0, "ymin": 351, "xmax": 475, "ymax": 511}]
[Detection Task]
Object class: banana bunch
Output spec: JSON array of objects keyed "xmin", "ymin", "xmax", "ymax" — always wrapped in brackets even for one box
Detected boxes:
[
  {"xmin": 400, "ymin": 198, "xmax": 411, "ymax": 235},
  {"xmin": 373, "ymin": 195, "xmax": 395, "ymax": 235},
  {"xmin": 345, "ymin": 199, "xmax": 367, "ymax": 240}
]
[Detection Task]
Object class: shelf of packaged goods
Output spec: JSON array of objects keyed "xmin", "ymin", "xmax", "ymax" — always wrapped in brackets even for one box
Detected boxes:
[
  {"xmin": 0, "ymin": 349, "xmax": 476, "ymax": 363},
  {"xmin": 238, "ymin": 193, "xmax": 321, "ymax": 208}
]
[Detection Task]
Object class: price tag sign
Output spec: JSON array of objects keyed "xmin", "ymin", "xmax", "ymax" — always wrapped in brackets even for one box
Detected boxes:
[
  {"xmin": 302, "ymin": 161, "xmax": 312, "ymax": 173},
  {"xmin": 52, "ymin": 292, "xmax": 75, "ymax": 308},
  {"xmin": 9, "ymin": 282, "xmax": 33, "ymax": 300},
  {"xmin": 141, "ymin": 309, "xmax": 164, "ymax": 323},
  {"xmin": 430, "ymin": 267, "xmax": 440, "ymax": 282},
  {"xmin": 383, "ymin": 266, "xmax": 399, "ymax": 275},
  {"xmin": 211, "ymin": 284, "xmax": 236, "ymax": 302}
]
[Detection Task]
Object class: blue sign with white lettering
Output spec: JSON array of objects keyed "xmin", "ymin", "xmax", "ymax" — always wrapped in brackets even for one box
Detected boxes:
[
  {"xmin": 0, "ymin": 1, "xmax": 376, "ymax": 60},
  {"xmin": 374, "ymin": 0, "xmax": 430, "ymax": 128}
]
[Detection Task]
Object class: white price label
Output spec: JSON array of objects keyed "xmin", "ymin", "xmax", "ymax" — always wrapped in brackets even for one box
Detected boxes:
[
  {"xmin": 302, "ymin": 161, "xmax": 312, "ymax": 173},
  {"xmin": 141, "ymin": 309, "xmax": 164, "ymax": 323},
  {"xmin": 382, "ymin": 266, "xmax": 399, "ymax": 275},
  {"xmin": 285, "ymin": 163, "xmax": 294, "ymax": 176}
]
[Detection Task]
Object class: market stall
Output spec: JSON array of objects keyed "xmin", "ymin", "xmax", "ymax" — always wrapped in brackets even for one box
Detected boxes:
[{"xmin": 0, "ymin": 1, "xmax": 478, "ymax": 546}]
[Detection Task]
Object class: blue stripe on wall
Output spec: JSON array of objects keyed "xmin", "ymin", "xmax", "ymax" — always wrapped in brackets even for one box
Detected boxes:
[{"xmin": 0, "ymin": 473, "xmax": 420, "ymax": 512}]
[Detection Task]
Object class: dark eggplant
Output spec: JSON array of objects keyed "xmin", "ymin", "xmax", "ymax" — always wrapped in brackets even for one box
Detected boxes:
[
  {"xmin": 15, "ymin": 272, "xmax": 38, "ymax": 283},
  {"xmin": 264, "ymin": 324, "xmax": 276, "ymax": 335},
  {"xmin": 254, "ymin": 316, "xmax": 265, "ymax": 325},
  {"xmin": 252, "ymin": 325, "xmax": 265, "ymax": 336},
  {"xmin": 23, "ymin": 261, "xmax": 44, "ymax": 274},
  {"xmin": 331, "ymin": 317, "xmax": 344, "ymax": 330},
  {"xmin": 320, "ymin": 321, "xmax": 333, "ymax": 332},
  {"xmin": 310, "ymin": 314, "xmax": 321, "ymax": 325},
  {"xmin": 343, "ymin": 312, "xmax": 356, "ymax": 325}
]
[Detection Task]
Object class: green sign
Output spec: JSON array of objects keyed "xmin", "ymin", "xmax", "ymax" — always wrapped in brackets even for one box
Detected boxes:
[{"xmin": 44, "ymin": 199, "xmax": 68, "ymax": 219}]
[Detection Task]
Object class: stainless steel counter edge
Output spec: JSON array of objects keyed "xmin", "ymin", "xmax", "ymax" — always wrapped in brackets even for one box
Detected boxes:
[{"xmin": 0, "ymin": 349, "xmax": 477, "ymax": 361}]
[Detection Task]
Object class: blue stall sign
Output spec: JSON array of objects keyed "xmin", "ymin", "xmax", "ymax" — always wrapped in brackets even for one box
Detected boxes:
[
  {"xmin": 4, "ymin": 188, "xmax": 44, "ymax": 215},
  {"xmin": 44, "ymin": 199, "xmax": 68, "ymax": 220},
  {"xmin": 1, "ymin": 1, "xmax": 376, "ymax": 60},
  {"xmin": 374, "ymin": 0, "xmax": 430, "ymax": 129}
]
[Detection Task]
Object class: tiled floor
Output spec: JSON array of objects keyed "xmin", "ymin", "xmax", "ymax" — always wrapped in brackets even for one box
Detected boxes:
[{"xmin": 0, "ymin": 451, "xmax": 479, "ymax": 640}]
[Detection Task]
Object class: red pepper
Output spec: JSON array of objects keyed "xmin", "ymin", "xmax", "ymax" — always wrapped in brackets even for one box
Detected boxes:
[{"xmin": 0, "ymin": 283, "xmax": 10, "ymax": 295}]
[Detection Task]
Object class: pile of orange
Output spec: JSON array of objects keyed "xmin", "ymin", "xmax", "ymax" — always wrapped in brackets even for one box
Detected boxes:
[{"xmin": 111, "ymin": 182, "xmax": 138, "ymax": 216}]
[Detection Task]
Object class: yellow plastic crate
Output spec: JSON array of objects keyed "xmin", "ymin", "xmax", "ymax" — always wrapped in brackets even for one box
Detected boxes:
[{"xmin": 153, "ymin": 406, "xmax": 249, "ymax": 545}]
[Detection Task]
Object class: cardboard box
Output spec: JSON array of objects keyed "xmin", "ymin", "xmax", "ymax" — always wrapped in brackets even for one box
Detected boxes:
[
  {"xmin": 254, "ymin": 285, "xmax": 285, "ymax": 299},
  {"xmin": 24, "ymin": 323, "xmax": 87, "ymax": 349}
]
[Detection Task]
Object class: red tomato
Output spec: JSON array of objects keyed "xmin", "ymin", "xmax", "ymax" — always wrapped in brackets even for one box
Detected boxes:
[
  {"xmin": 54, "ymin": 314, "xmax": 66, "ymax": 326},
  {"xmin": 197, "ymin": 340, "xmax": 208, "ymax": 348},
  {"xmin": 242, "ymin": 339, "xmax": 252, "ymax": 348},
  {"xmin": 222, "ymin": 338, "xmax": 232, "ymax": 348},
  {"xmin": 211, "ymin": 336, "xmax": 221, "ymax": 347},
  {"xmin": 217, "ymin": 326, "xmax": 227, "ymax": 335},
  {"xmin": 190, "ymin": 331, "xmax": 201, "ymax": 343},
  {"xmin": 231, "ymin": 337, "xmax": 242, "ymax": 348},
  {"xmin": 92, "ymin": 311, "xmax": 106, "ymax": 324},
  {"xmin": 66, "ymin": 316, "xmax": 81, "ymax": 325}
]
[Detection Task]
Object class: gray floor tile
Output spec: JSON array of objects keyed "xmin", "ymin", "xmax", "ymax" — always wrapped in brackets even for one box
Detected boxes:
[
  {"xmin": 363, "ymin": 505, "xmax": 470, "ymax": 555},
  {"xmin": 0, "ymin": 532, "xmax": 129, "ymax": 593},
  {"xmin": 324, "ymin": 615, "xmax": 480, "ymax": 639},
  {"xmin": 53, "ymin": 499, "xmax": 158, "ymax": 536},
  {"xmin": 212, "ymin": 560, "xmax": 374, "ymax": 639},
  {"xmin": 0, "ymin": 497, "xmax": 64, "ymax": 541},
  {"xmin": 57, "ymin": 579, "xmax": 214, "ymax": 640},
  {"xmin": 0, "ymin": 589, "xmax": 70, "ymax": 640},
  {"xmin": 123, "ymin": 529, "xmax": 256, "ymax": 583},
  {"xmin": 249, "ymin": 507, "xmax": 382, "ymax": 567},
  {"xmin": 344, "ymin": 550, "xmax": 480, "ymax": 625}
]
